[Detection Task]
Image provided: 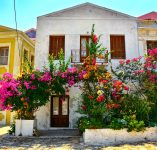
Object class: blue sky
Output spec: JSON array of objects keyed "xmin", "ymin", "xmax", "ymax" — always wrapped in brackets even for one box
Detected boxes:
[{"xmin": 0, "ymin": 0, "xmax": 157, "ymax": 31}]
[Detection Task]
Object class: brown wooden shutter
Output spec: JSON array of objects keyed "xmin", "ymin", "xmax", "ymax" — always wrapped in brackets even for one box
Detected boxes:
[
  {"xmin": 110, "ymin": 35, "xmax": 126, "ymax": 59},
  {"xmin": 49, "ymin": 36, "xmax": 65, "ymax": 59}
]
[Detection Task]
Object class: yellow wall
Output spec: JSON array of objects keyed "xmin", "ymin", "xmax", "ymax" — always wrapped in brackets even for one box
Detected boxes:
[
  {"xmin": 0, "ymin": 31, "xmax": 35, "ymax": 76},
  {"xmin": 0, "ymin": 26, "xmax": 35, "ymax": 125},
  {"xmin": 0, "ymin": 38, "xmax": 15, "ymax": 75}
]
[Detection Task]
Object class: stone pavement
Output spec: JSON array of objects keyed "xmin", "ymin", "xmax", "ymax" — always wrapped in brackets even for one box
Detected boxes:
[
  {"xmin": 1, "ymin": 136, "xmax": 157, "ymax": 150},
  {"xmin": 0, "ymin": 126, "xmax": 9, "ymax": 136},
  {"xmin": 1, "ymin": 127, "xmax": 157, "ymax": 149}
]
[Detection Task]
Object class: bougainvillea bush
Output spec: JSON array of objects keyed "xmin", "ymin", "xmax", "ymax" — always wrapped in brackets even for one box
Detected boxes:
[
  {"xmin": 0, "ymin": 50, "xmax": 79, "ymax": 120},
  {"xmin": 0, "ymin": 71, "xmax": 51, "ymax": 119}
]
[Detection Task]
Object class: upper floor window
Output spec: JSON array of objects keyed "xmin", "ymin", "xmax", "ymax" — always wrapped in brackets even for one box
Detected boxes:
[
  {"xmin": 31, "ymin": 55, "xmax": 34, "ymax": 67},
  {"xmin": 110, "ymin": 35, "xmax": 126, "ymax": 59},
  {"xmin": 80, "ymin": 36, "xmax": 90, "ymax": 62},
  {"xmin": 49, "ymin": 36, "xmax": 65, "ymax": 59},
  {"xmin": 24, "ymin": 49, "xmax": 29, "ymax": 63},
  {"xmin": 0, "ymin": 47, "xmax": 9, "ymax": 65},
  {"xmin": 147, "ymin": 40, "xmax": 157, "ymax": 50}
]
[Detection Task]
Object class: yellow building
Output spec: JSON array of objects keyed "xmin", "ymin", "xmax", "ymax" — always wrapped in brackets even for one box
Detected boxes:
[{"xmin": 0, "ymin": 25, "xmax": 35, "ymax": 125}]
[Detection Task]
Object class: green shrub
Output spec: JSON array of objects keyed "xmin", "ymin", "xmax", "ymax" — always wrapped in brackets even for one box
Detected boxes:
[{"xmin": 77, "ymin": 117, "xmax": 104, "ymax": 133}]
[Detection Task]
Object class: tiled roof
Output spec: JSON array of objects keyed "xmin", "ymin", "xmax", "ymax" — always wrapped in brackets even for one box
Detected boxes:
[
  {"xmin": 25, "ymin": 28, "xmax": 36, "ymax": 39},
  {"xmin": 138, "ymin": 11, "xmax": 157, "ymax": 20}
]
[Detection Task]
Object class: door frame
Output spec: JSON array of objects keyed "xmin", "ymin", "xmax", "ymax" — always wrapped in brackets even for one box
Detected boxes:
[
  {"xmin": 50, "ymin": 95, "xmax": 69, "ymax": 128},
  {"xmin": 80, "ymin": 35, "xmax": 90, "ymax": 62}
]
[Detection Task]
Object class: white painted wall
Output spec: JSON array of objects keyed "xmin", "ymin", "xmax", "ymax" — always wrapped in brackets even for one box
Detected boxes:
[{"xmin": 35, "ymin": 5, "xmax": 139, "ymax": 70}]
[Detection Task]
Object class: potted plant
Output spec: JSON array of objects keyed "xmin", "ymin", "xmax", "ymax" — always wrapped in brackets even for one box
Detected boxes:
[{"xmin": 0, "ymin": 70, "xmax": 51, "ymax": 136}]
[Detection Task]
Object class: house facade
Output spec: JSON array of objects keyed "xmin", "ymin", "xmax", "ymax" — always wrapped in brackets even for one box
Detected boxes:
[
  {"xmin": 35, "ymin": 3, "xmax": 140, "ymax": 130},
  {"xmin": 138, "ymin": 12, "xmax": 157, "ymax": 55},
  {"xmin": 0, "ymin": 25, "xmax": 35, "ymax": 125}
]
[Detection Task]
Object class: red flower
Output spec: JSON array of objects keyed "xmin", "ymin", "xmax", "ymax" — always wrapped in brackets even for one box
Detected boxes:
[
  {"xmin": 119, "ymin": 60, "xmax": 124, "ymax": 65},
  {"xmin": 113, "ymin": 80, "xmax": 122, "ymax": 88},
  {"xmin": 124, "ymin": 86, "xmax": 129, "ymax": 91},
  {"xmin": 82, "ymin": 105, "xmax": 86, "ymax": 110},
  {"xmin": 92, "ymin": 59, "xmax": 96, "ymax": 65},
  {"xmin": 126, "ymin": 59, "xmax": 131, "ymax": 64},
  {"xmin": 113, "ymin": 104, "xmax": 119, "ymax": 109},
  {"xmin": 93, "ymin": 35, "xmax": 98, "ymax": 43},
  {"xmin": 88, "ymin": 95, "xmax": 93, "ymax": 99},
  {"xmin": 96, "ymin": 94, "xmax": 105, "ymax": 102},
  {"xmin": 132, "ymin": 58, "xmax": 138, "ymax": 62},
  {"xmin": 106, "ymin": 104, "xmax": 112, "ymax": 109},
  {"xmin": 99, "ymin": 79, "xmax": 108, "ymax": 84}
]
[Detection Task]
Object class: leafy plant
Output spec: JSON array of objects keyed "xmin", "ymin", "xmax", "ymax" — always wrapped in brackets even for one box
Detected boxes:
[
  {"xmin": 77, "ymin": 117, "xmax": 104, "ymax": 133},
  {"xmin": 8, "ymin": 123, "xmax": 15, "ymax": 135}
]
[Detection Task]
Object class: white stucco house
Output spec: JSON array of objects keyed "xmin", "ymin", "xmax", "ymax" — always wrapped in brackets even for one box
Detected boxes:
[{"xmin": 35, "ymin": 2, "xmax": 140, "ymax": 130}]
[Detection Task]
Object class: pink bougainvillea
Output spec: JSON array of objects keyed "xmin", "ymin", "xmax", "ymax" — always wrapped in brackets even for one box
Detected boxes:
[{"xmin": 0, "ymin": 73, "xmax": 20, "ymax": 110}]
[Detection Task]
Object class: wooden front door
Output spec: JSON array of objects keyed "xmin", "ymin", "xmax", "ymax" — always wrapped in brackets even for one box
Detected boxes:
[{"xmin": 51, "ymin": 96, "xmax": 69, "ymax": 127}]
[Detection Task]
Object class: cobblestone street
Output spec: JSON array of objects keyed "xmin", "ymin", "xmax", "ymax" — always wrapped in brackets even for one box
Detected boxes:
[
  {"xmin": 1, "ymin": 136, "xmax": 157, "ymax": 150},
  {"xmin": 1, "ymin": 127, "xmax": 157, "ymax": 149}
]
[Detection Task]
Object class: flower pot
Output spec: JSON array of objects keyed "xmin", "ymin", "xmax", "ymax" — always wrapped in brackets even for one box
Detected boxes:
[{"xmin": 15, "ymin": 119, "xmax": 34, "ymax": 136}]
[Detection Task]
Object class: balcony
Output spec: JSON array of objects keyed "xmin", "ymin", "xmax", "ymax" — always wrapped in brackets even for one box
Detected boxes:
[{"xmin": 71, "ymin": 49, "xmax": 108, "ymax": 65}]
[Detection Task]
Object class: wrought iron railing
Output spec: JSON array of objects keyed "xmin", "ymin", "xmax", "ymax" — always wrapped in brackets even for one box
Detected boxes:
[{"xmin": 71, "ymin": 49, "xmax": 108, "ymax": 64}]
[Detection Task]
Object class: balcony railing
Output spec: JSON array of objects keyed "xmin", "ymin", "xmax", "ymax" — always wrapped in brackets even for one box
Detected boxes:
[{"xmin": 71, "ymin": 49, "xmax": 108, "ymax": 65}]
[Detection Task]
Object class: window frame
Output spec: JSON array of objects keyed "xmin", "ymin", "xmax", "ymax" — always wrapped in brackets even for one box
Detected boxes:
[
  {"xmin": 147, "ymin": 40, "xmax": 157, "ymax": 51},
  {"xmin": 49, "ymin": 35, "xmax": 65, "ymax": 59},
  {"xmin": 31, "ymin": 55, "xmax": 35, "ymax": 67},
  {"xmin": 0, "ymin": 44, "xmax": 10, "ymax": 66},
  {"xmin": 80, "ymin": 35, "xmax": 90, "ymax": 62},
  {"xmin": 23, "ymin": 48, "xmax": 29, "ymax": 64}
]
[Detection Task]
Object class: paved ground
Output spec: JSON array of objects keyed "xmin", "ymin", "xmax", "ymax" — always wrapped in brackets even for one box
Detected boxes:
[
  {"xmin": 1, "ymin": 127, "xmax": 157, "ymax": 150},
  {"xmin": 0, "ymin": 126, "xmax": 10, "ymax": 136}
]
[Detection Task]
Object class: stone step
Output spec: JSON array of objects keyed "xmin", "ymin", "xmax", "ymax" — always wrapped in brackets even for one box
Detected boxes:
[{"xmin": 39, "ymin": 129, "xmax": 81, "ymax": 137}]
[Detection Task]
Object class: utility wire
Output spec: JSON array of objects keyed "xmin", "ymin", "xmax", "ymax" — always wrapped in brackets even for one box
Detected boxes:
[
  {"xmin": 13, "ymin": 0, "xmax": 23, "ymax": 74},
  {"xmin": 13, "ymin": 0, "xmax": 20, "ymax": 52}
]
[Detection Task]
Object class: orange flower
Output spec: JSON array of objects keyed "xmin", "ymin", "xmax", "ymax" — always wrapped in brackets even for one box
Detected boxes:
[
  {"xmin": 98, "ymin": 54, "xmax": 104, "ymax": 59},
  {"xmin": 83, "ymin": 72, "xmax": 90, "ymax": 79},
  {"xmin": 24, "ymin": 102, "xmax": 29, "ymax": 107},
  {"xmin": 21, "ymin": 97, "xmax": 25, "ymax": 101}
]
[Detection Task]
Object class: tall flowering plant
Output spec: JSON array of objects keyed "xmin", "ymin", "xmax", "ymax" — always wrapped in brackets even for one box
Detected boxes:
[{"xmin": 77, "ymin": 25, "xmax": 129, "ymax": 132}]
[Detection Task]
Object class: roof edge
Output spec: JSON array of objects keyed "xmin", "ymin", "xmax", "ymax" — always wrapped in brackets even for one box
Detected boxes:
[{"xmin": 38, "ymin": 2, "xmax": 136, "ymax": 19}]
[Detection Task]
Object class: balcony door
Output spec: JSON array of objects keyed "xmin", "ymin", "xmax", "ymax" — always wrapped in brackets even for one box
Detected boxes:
[
  {"xmin": 51, "ymin": 96, "xmax": 69, "ymax": 127},
  {"xmin": 80, "ymin": 36, "xmax": 90, "ymax": 62}
]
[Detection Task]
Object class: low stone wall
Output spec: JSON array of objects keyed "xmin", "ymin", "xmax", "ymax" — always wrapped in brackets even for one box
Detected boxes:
[{"xmin": 83, "ymin": 127, "xmax": 157, "ymax": 146}]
